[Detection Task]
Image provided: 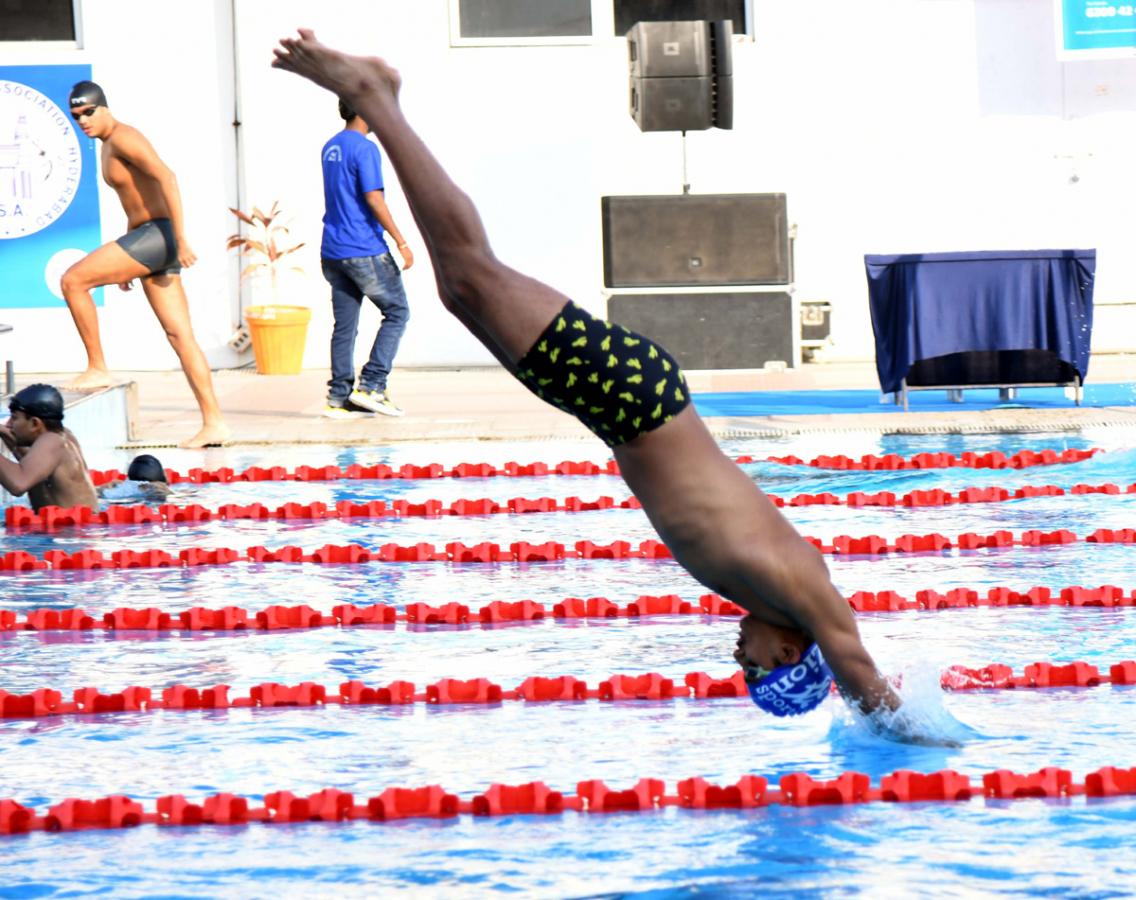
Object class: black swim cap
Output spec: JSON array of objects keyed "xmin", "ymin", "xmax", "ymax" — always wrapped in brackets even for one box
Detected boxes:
[
  {"xmin": 338, "ymin": 98, "xmax": 357, "ymax": 121},
  {"xmin": 8, "ymin": 384, "xmax": 64, "ymax": 423},
  {"xmin": 127, "ymin": 454, "xmax": 167, "ymax": 484},
  {"xmin": 69, "ymin": 80, "xmax": 108, "ymax": 109}
]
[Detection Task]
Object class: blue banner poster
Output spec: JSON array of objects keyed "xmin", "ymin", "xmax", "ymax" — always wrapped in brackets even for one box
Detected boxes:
[
  {"xmin": 0, "ymin": 64, "xmax": 103, "ymax": 308},
  {"xmin": 1056, "ymin": 0, "xmax": 1136, "ymax": 58}
]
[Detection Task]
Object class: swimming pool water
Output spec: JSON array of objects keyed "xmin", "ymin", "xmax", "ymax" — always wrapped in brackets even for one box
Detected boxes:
[{"xmin": 2, "ymin": 431, "xmax": 1135, "ymax": 897}]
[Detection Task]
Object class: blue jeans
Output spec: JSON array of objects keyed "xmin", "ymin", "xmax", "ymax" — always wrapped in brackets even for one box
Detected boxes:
[{"xmin": 322, "ymin": 253, "xmax": 410, "ymax": 405}]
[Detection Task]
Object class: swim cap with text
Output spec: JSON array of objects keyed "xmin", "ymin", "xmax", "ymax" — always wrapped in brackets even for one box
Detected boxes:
[{"xmin": 747, "ymin": 642, "xmax": 834, "ymax": 717}]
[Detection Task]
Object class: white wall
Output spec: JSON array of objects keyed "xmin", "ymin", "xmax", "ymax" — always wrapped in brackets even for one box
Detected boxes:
[{"xmin": 3, "ymin": 0, "xmax": 1133, "ymax": 376}]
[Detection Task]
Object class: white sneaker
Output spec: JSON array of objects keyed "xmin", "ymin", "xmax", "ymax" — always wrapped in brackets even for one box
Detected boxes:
[{"xmin": 350, "ymin": 388, "xmax": 404, "ymax": 417}]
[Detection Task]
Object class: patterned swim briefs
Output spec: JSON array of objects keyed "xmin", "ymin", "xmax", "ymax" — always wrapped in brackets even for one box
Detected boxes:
[{"xmin": 515, "ymin": 300, "xmax": 691, "ymax": 448}]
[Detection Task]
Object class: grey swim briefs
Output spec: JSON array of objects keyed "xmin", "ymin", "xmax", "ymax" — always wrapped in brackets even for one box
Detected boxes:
[{"xmin": 116, "ymin": 218, "xmax": 180, "ymax": 276}]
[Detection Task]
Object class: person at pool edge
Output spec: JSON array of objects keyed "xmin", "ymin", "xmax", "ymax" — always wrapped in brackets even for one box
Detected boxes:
[
  {"xmin": 0, "ymin": 384, "xmax": 98, "ymax": 512},
  {"xmin": 60, "ymin": 80, "xmax": 230, "ymax": 450},
  {"xmin": 272, "ymin": 30, "xmax": 918, "ymax": 734}
]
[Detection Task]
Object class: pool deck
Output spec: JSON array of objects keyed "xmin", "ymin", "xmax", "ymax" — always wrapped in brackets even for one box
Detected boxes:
[{"xmin": 19, "ymin": 355, "xmax": 1136, "ymax": 447}]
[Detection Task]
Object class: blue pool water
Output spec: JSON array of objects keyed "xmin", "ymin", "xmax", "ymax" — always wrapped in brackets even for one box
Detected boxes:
[{"xmin": 2, "ymin": 430, "xmax": 1135, "ymax": 897}]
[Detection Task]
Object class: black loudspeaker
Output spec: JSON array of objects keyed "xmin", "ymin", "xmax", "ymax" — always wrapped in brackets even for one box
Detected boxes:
[
  {"xmin": 602, "ymin": 193, "xmax": 790, "ymax": 288},
  {"xmin": 627, "ymin": 20, "xmax": 733, "ymax": 131},
  {"xmin": 608, "ymin": 292, "xmax": 793, "ymax": 370}
]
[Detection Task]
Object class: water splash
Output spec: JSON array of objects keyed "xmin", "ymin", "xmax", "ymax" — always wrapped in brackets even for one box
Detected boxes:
[{"xmin": 837, "ymin": 661, "xmax": 984, "ymax": 747}]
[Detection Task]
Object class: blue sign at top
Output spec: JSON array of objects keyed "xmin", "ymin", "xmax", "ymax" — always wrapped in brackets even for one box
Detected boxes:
[
  {"xmin": 1057, "ymin": 0, "xmax": 1136, "ymax": 56},
  {"xmin": 0, "ymin": 64, "xmax": 103, "ymax": 308}
]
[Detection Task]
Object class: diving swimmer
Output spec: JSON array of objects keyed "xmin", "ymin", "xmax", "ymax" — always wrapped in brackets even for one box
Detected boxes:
[
  {"xmin": 0, "ymin": 384, "xmax": 98, "ymax": 512},
  {"xmin": 272, "ymin": 30, "xmax": 924, "ymax": 734}
]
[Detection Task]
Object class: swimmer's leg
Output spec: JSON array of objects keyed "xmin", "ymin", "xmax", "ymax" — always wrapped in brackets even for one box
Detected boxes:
[
  {"xmin": 140, "ymin": 273, "xmax": 231, "ymax": 448},
  {"xmin": 273, "ymin": 31, "xmax": 564, "ymax": 365},
  {"xmin": 60, "ymin": 242, "xmax": 151, "ymax": 390}
]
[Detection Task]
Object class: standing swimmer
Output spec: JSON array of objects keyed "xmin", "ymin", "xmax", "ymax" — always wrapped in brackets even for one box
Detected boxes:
[{"xmin": 59, "ymin": 81, "xmax": 230, "ymax": 450}]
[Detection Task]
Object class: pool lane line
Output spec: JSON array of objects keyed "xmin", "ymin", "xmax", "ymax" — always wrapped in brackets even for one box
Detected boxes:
[
  {"xmin": 9, "ymin": 480, "xmax": 1135, "ymax": 532},
  {"xmin": 2, "ymin": 660, "xmax": 1134, "ymax": 720},
  {"xmin": 2, "ymin": 527, "xmax": 1134, "ymax": 574},
  {"xmin": 3, "ymin": 765, "xmax": 1135, "ymax": 834},
  {"xmin": 4, "ymin": 583, "xmax": 1136, "ymax": 635},
  {"xmin": 83, "ymin": 446, "xmax": 1101, "ymax": 487}
]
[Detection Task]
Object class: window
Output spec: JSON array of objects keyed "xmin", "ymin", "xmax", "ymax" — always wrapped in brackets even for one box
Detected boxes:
[
  {"xmin": 0, "ymin": 0, "xmax": 77, "ymax": 41},
  {"xmin": 452, "ymin": 0, "xmax": 593, "ymax": 42},
  {"xmin": 613, "ymin": 0, "xmax": 748, "ymax": 37}
]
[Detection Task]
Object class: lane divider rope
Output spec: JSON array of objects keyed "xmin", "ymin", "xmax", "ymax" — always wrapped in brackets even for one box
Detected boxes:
[
  {"xmin": 3, "ymin": 765, "xmax": 1135, "ymax": 834},
  {"xmin": 84, "ymin": 447, "xmax": 1100, "ymax": 486},
  {"xmin": 10, "ymin": 481, "xmax": 1134, "ymax": 531},
  {"xmin": 4, "ymin": 583, "xmax": 1134, "ymax": 634},
  {"xmin": 1, "ymin": 528, "xmax": 1133, "ymax": 573},
  {"xmin": 2, "ymin": 660, "xmax": 1133, "ymax": 720}
]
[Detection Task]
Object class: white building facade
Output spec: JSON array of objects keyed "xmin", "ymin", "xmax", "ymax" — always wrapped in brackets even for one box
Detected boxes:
[{"xmin": 1, "ymin": 0, "xmax": 1133, "ymax": 381}]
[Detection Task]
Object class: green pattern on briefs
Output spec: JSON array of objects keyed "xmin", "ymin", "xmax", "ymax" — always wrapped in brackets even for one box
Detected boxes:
[{"xmin": 516, "ymin": 300, "xmax": 691, "ymax": 448}]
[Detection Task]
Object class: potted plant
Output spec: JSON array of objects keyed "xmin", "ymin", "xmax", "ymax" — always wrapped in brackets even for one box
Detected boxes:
[{"xmin": 227, "ymin": 202, "xmax": 310, "ymax": 375}]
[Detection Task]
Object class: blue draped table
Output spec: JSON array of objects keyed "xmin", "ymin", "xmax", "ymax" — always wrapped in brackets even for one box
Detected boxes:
[{"xmin": 864, "ymin": 249, "xmax": 1096, "ymax": 404}]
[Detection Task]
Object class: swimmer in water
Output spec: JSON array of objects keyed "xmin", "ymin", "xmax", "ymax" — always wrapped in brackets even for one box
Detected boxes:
[
  {"xmin": 96, "ymin": 453, "xmax": 172, "ymax": 501},
  {"xmin": 271, "ymin": 30, "xmax": 944, "ymax": 740},
  {"xmin": 0, "ymin": 384, "xmax": 98, "ymax": 512},
  {"xmin": 60, "ymin": 80, "xmax": 230, "ymax": 450}
]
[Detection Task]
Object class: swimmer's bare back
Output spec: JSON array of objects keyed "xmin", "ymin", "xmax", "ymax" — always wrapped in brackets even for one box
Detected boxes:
[{"xmin": 26, "ymin": 429, "xmax": 98, "ymax": 512}]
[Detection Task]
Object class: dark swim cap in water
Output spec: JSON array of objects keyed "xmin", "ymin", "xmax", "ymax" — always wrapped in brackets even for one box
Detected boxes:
[
  {"xmin": 69, "ymin": 80, "xmax": 108, "ymax": 109},
  {"xmin": 746, "ymin": 642, "xmax": 834, "ymax": 716},
  {"xmin": 8, "ymin": 384, "xmax": 64, "ymax": 423},
  {"xmin": 127, "ymin": 454, "xmax": 167, "ymax": 483}
]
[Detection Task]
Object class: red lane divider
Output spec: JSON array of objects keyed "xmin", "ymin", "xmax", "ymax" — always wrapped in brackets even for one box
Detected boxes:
[
  {"xmin": 83, "ymin": 447, "xmax": 1101, "ymax": 487},
  {"xmin": 2, "ymin": 528, "xmax": 1132, "ymax": 574},
  {"xmin": 848, "ymin": 584, "xmax": 1136, "ymax": 611},
  {"xmin": 5, "ymin": 495, "xmax": 641, "ymax": 530},
  {"xmin": 1, "ymin": 660, "xmax": 1132, "ymax": 720},
  {"xmin": 11, "ymin": 480, "xmax": 1134, "ymax": 532},
  {"xmin": 4, "ymin": 584, "xmax": 1135, "ymax": 635},
  {"xmin": 3, "ymin": 764, "xmax": 1133, "ymax": 834}
]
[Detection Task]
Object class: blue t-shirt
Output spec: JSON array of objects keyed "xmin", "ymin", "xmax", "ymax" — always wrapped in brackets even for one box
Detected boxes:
[{"xmin": 320, "ymin": 130, "xmax": 387, "ymax": 260}]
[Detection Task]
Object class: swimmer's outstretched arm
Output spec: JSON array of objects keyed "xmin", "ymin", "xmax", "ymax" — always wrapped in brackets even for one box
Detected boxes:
[{"xmin": 808, "ymin": 615, "xmax": 898, "ymax": 714}]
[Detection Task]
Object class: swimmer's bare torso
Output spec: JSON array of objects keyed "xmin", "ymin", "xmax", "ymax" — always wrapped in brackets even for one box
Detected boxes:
[
  {"xmin": 100, "ymin": 123, "xmax": 173, "ymax": 230},
  {"xmin": 24, "ymin": 429, "xmax": 97, "ymax": 513}
]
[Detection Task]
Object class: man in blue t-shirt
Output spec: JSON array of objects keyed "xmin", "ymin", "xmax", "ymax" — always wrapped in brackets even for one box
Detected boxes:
[{"xmin": 319, "ymin": 98, "xmax": 414, "ymax": 418}]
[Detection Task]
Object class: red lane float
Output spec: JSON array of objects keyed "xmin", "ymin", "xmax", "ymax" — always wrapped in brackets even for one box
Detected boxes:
[
  {"xmin": 3, "ymin": 764, "xmax": 1132, "ymax": 834},
  {"xmin": 4, "ymin": 584, "xmax": 1134, "ymax": 634},
  {"xmin": 12, "ymin": 480, "xmax": 1133, "ymax": 532},
  {"xmin": 1, "ymin": 527, "xmax": 1131, "ymax": 573},
  {"xmin": 1, "ymin": 660, "xmax": 1131, "ymax": 721},
  {"xmin": 82, "ymin": 447, "xmax": 1100, "ymax": 488}
]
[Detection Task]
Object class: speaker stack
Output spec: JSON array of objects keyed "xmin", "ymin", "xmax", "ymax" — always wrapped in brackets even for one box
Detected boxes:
[
  {"xmin": 602, "ymin": 193, "xmax": 796, "ymax": 370},
  {"xmin": 607, "ymin": 19, "xmax": 797, "ymax": 369},
  {"xmin": 627, "ymin": 19, "xmax": 733, "ymax": 132}
]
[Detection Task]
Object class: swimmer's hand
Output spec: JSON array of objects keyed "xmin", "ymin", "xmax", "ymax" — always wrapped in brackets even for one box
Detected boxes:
[
  {"xmin": 853, "ymin": 686, "xmax": 976, "ymax": 748},
  {"xmin": 865, "ymin": 714, "xmax": 964, "ymax": 748},
  {"xmin": 0, "ymin": 424, "xmax": 16, "ymax": 453},
  {"xmin": 118, "ymin": 280, "xmax": 134, "ymax": 291},
  {"xmin": 178, "ymin": 239, "xmax": 197, "ymax": 268}
]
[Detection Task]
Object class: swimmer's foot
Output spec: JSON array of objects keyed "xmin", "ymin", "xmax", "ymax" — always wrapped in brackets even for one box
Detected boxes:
[
  {"xmin": 272, "ymin": 29, "xmax": 401, "ymax": 110},
  {"xmin": 64, "ymin": 368, "xmax": 114, "ymax": 391},
  {"xmin": 179, "ymin": 422, "xmax": 232, "ymax": 449}
]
